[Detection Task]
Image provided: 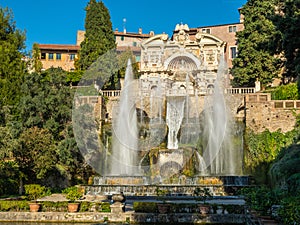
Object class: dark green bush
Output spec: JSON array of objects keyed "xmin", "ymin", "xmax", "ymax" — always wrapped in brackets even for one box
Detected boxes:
[{"xmin": 133, "ymin": 202, "xmax": 157, "ymax": 213}]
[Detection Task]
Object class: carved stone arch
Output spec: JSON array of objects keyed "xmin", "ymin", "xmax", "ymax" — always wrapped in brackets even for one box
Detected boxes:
[
  {"xmin": 142, "ymin": 34, "xmax": 168, "ymax": 47},
  {"xmin": 197, "ymin": 33, "xmax": 225, "ymax": 46},
  {"xmin": 164, "ymin": 52, "xmax": 201, "ymax": 71}
]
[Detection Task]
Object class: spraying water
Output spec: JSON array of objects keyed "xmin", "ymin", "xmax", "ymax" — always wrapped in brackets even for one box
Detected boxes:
[
  {"xmin": 166, "ymin": 96, "xmax": 185, "ymax": 149},
  {"xmin": 110, "ymin": 59, "xmax": 139, "ymax": 175},
  {"xmin": 202, "ymin": 54, "xmax": 234, "ymax": 175}
]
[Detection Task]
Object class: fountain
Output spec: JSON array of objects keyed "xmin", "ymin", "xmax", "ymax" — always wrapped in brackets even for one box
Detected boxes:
[
  {"xmin": 87, "ymin": 54, "xmax": 247, "ymax": 196},
  {"xmin": 77, "ymin": 26, "xmax": 249, "ymax": 196},
  {"xmin": 110, "ymin": 59, "xmax": 139, "ymax": 176}
]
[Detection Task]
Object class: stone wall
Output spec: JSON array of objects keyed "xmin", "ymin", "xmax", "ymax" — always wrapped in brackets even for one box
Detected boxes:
[
  {"xmin": 245, "ymin": 93, "xmax": 300, "ymax": 133},
  {"xmin": 0, "ymin": 212, "xmax": 246, "ymax": 224},
  {"xmin": 94, "ymin": 91, "xmax": 300, "ymax": 134}
]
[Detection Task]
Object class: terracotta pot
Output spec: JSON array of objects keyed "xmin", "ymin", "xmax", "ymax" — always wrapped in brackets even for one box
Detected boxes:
[
  {"xmin": 29, "ymin": 202, "xmax": 41, "ymax": 212},
  {"xmin": 199, "ymin": 204, "xmax": 210, "ymax": 215},
  {"xmin": 68, "ymin": 202, "xmax": 80, "ymax": 212},
  {"xmin": 157, "ymin": 203, "xmax": 171, "ymax": 214}
]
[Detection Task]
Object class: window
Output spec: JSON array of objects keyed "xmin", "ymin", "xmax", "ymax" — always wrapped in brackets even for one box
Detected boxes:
[
  {"xmin": 230, "ymin": 46, "xmax": 237, "ymax": 59},
  {"xmin": 48, "ymin": 53, "xmax": 54, "ymax": 60},
  {"xmin": 120, "ymin": 36, "xmax": 124, "ymax": 41},
  {"xmin": 133, "ymin": 42, "xmax": 137, "ymax": 47},
  {"xmin": 56, "ymin": 53, "xmax": 61, "ymax": 60},
  {"xmin": 229, "ymin": 26, "xmax": 237, "ymax": 33},
  {"xmin": 69, "ymin": 54, "xmax": 75, "ymax": 61},
  {"xmin": 41, "ymin": 52, "xmax": 46, "ymax": 60},
  {"xmin": 202, "ymin": 28, "xmax": 211, "ymax": 34}
]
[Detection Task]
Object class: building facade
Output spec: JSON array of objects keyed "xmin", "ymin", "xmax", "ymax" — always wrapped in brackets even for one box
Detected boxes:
[
  {"xmin": 37, "ymin": 28, "xmax": 153, "ymax": 71},
  {"xmin": 37, "ymin": 44, "xmax": 80, "ymax": 71}
]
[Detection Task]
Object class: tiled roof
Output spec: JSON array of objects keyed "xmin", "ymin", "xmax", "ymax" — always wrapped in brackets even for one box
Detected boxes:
[{"xmin": 38, "ymin": 44, "xmax": 80, "ymax": 51}]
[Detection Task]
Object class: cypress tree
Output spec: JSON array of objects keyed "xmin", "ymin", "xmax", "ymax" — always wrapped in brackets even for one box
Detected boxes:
[{"xmin": 76, "ymin": 0, "xmax": 116, "ymax": 71}]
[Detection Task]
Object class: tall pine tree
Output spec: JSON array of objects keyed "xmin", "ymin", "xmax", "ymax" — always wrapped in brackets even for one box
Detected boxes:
[
  {"xmin": 75, "ymin": 0, "xmax": 116, "ymax": 71},
  {"xmin": 231, "ymin": 0, "xmax": 282, "ymax": 88}
]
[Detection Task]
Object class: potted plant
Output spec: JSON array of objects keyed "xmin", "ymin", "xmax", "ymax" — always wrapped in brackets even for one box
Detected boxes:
[
  {"xmin": 194, "ymin": 187, "xmax": 212, "ymax": 215},
  {"xmin": 63, "ymin": 186, "xmax": 83, "ymax": 212},
  {"xmin": 24, "ymin": 184, "xmax": 50, "ymax": 212},
  {"xmin": 156, "ymin": 188, "xmax": 171, "ymax": 214}
]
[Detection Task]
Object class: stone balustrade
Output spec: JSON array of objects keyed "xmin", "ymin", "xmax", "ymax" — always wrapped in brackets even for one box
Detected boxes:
[{"xmin": 99, "ymin": 87, "xmax": 256, "ymax": 99}]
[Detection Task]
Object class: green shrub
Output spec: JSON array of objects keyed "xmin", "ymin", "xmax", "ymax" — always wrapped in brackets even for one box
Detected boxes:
[
  {"xmin": 0, "ymin": 201, "xmax": 29, "ymax": 211},
  {"xmin": 62, "ymin": 186, "xmax": 83, "ymax": 202},
  {"xmin": 100, "ymin": 202, "xmax": 111, "ymax": 212},
  {"xmin": 24, "ymin": 184, "xmax": 50, "ymax": 201},
  {"xmin": 41, "ymin": 201, "xmax": 68, "ymax": 212},
  {"xmin": 278, "ymin": 195, "xmax": 300, "ymax": 224},
  {"xmin": 133, "ymin": 202, "xmax": 157, "ymax": 213}
]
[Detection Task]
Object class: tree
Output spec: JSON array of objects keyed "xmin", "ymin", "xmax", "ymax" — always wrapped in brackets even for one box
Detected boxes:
[
  {"xmin": 0, "ymin": 7, "xmax": 26, "ymax": 106},
  {"xmin": 31, "ymin": 43, "xmax": 43, "ymax": 73},
  {"xmin": 16, "ymin": 127, "xmax": 58, "ymax": 183},
  {"xmin": 231, "ymin": 0, "xmax": 282, "ymax": 88},
  {"xmin": 274, "ymin": 0, "xmax": 300, "ymax": 83},
  {"xmin": 19, "ymin": 68, "xmax": 74, "ymax": 139},
  {"xmin": 75, "ymin": 0, "xmax": 116, "ymax": 71}
]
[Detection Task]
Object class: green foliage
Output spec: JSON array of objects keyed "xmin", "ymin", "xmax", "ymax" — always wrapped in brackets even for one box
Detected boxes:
[
  {"xmin": 244, "ymin": 128, "xmax": 295, "ymax": 183},
  {"xmin": 0, "ymin": 7, "xmax": 26, "ymax": 106},
  {"xmin": 269, "ymin": 144, "xmax": 300, "ymax": 193},
  {"xmin": 278, "ymin": 195, "xmax": 300, "ymax": 224},
  {"xmin": 76, "ymin": 0, "xmax": 116, "ymax": 71},
  {"xmin": 66, "ymin": 70, "xmax": 83, "ymax": 84},
  {"xmin": 133, "ymin": 202, "xmax": 157, "ymax": 213},
  {"xmin": 41, "ymin": 201, "xmax": 68, "ymax": 212},
  {"xmin": 100, "ymin": 202, "xmax": 111, "ymax": 212},
  {"xmin": 17, "ymin": 127, "xmax": 58, "ymax": 181},
  {"xmin": 274, "ymin": 0, "xmax": 300, "ymax": 80},
  {"xmin": 24, "ymin": 184, "xmax": 50, "ymax": 201},
  {"xmin": 193, "ymin": 187, "xmax": 212, "ymax": 203},
  {"xmin": 19, "ymin": 68, "xmax": 74, "ymax": 139},
  {"xmin": 31, "ymin": 43, "xmax": 43, "ymax": 73},
  {"xmin": 0, "ymin": 201, "xmax": 29, "ymax": 211},
  {"xmin": 269, "ymin": 83, "xmax": 299, "ymax": 100},
  {"xmin": 231, "ymin": 0, "xmax": 282, "ymax": 87},
  {"xmin": 0, "ymin": 161, "xmax": 19, "ymax": 195},
  {"xmin": 62, "ymin": 186, "xmax": 83, "ymax": 202},
  {"xmin": 239, "ymin": 186, "xmax": 282, "ymax": 215}
]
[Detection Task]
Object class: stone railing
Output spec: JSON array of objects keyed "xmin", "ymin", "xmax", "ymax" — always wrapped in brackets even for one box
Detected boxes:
[
  {"xmin": 246, "ymin": 93, "xmax": 300, "ymax": 109},
  {"xmin": 272, "ymin": 100, "xmax": 300, "ymax": 109},
  {"xmin": 225, "ymin": 87, "xmax": 256, "ymax": 95},
  {"xmin": 101, "ymin": 90, "xmax": 121, "ymax": 97}
]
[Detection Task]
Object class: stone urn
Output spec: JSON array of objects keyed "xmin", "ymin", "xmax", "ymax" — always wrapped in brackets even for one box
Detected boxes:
[
  {"xmin": 111, "ymin": 193, "xmax": 125, "ymax": 213},
  {"xmin": 112, "ymin": 193, "xmax": 125, "ymax": 203}
]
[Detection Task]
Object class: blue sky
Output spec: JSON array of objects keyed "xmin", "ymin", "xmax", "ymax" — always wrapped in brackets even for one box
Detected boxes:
[{"xmin": 1, "ymin": 0, "xmax": 247, "ymax": 52}]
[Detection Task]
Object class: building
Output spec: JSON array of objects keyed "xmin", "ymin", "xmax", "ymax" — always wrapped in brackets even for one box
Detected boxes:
[
  {"xmin": 36, "ymin": 11, "xmax": 243, "ymax": 72},
  {"xmin": 37, "ymin": 28, "xmax": 153, "ymax": 71},
  {"xmin": 139, "ymin": 23, "xmax": 227, "ymax": 101},
  {"xmin": 37, "ymin": 44, "xmax": 80, "ymax": 71}
]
